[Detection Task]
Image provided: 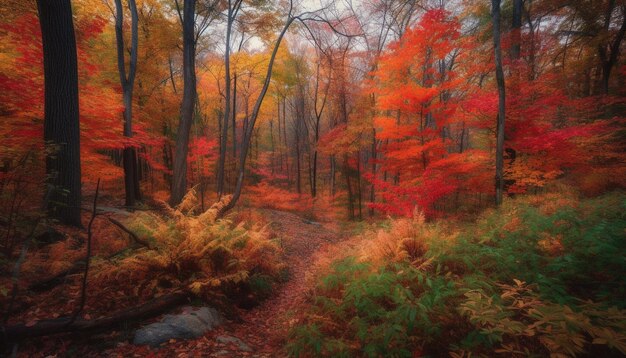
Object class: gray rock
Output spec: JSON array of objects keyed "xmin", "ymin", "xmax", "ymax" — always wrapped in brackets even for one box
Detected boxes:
[
  {"xmin": 216, "ymin": 335, "xmax": 253, "ymax": 352},
  {"xmin": 190, "ymin": 307, "xmax": 222, "ymax": 328},
  {"xmin": 133, "ymin": 306, "xmax": 222, "ymax": 347},
  {"xmin": 133, "ymin": 322, "xmax": 179, "ymax": 347}
]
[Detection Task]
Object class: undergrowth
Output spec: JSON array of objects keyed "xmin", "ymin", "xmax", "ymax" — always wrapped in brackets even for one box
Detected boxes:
[
  {"xmin": 92, "ymin": 190, "xmax": 286, "ymax": 308},
  {"xmin": 288, "ymin": 190, "xmax": 626, "ymax": 357}
]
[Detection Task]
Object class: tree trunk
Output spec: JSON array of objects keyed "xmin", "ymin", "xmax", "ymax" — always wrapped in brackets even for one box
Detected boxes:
[
  {"xmin": 311, "ymin": 150, "xmax": 318, "ymax": 197},
  {"xmin": 283, "ymin": 97, "xmax": 290, "ymax": 187},
  {"xmin": 330, "ymin": 156, "xmax": 335, "ymax": 196},
  {"xmin": 598, "ymin": 4, "xmax": 626, "ymax": 95},
  {"xmin": 217, "ymin": 15, "xmax": 296, "ymax": 217},
  {"xmin": 511, "ymin": 0, "xmax": 522, "ymax": 60},
  {"xmin": 492, "ymin": 0, "xmax": 506, "ymax": 206},
  {"xmin": 270, "ymin": 119, "xmax": 275, "ymax": 174},
  {"xmin": 369, "ymin": 129, "xmax": 376, "ymax": 217},
  {"xmin": 37, "ymin": 0, "xmax": 82, "ymax": 226},
  {"xmin": 115, "ymin": 0, "xmax": 140, "ymax": 207},
  {"xmin": 217, "ymin": 0, "xmax": 237, "ymax": 197},
  {"xmin": 356, "ymin": 152, "xmax": 362, "ymax": 220},
  {"xmin": 343, "ymin": 155, "xmax": 355, "ymax": 220},
  {"xmin": 295, "ymin": 131, "xmax": 301, "ymax": 194},
  {"xmin": 232, "ymin": 72, "xmax": 237, "ymax": 159},
  {"xmin": 310, "ymin": 56, "xmax": 329, "ymax": 198},
  {"xmin": 170, "ymin": 0, "xmax": 196, "ymax": 206},
  {"xmin": 277, "ymin": 97, "xmax": 283, "ymax": 171}
]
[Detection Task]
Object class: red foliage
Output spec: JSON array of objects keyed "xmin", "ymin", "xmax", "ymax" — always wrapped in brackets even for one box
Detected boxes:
[{"xmin": 368, "ymin": 10, "xmax": 491, "ymax": 217}]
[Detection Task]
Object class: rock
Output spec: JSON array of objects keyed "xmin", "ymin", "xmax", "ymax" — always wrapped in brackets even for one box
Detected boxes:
[
  {"xmin": 191, "ymin": 306, "xmax": 222, "ymax": 328},
  {"xmin": 216, "ymin": 335, "xmax": 253, "ymax": 352},
  {"xmin": 133, "ymin": 306, "xmax": 222, "ymax": 347}
]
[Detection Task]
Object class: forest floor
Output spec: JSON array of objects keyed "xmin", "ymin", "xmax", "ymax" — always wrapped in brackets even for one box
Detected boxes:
[{"xmin": 101, "ymin": 209, "xmax": 352, "ymax": 357}]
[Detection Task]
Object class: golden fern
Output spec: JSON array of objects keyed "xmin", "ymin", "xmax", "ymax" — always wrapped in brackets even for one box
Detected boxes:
[{"xmin": 91, "ymin": 191, "xmax": 284, "ymax": 302}]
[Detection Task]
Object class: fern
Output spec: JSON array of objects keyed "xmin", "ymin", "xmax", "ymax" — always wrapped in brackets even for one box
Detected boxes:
[{"xmin": 91, "ymin": 191, "xmax": 285, "ymax": 303}]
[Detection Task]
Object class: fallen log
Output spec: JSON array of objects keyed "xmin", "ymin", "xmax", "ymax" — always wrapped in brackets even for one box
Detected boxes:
[{"xmin": 2, "ymin": 290, "xmax": 191, "ymax": 342}]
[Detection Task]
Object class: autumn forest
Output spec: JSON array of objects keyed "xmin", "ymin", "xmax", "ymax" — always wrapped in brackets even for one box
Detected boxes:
[{"xmin": 1, "ymin": 0, "xmax": 625, "ymax": 356}]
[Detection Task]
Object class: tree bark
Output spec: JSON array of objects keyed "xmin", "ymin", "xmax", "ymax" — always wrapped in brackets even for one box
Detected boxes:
[
  {"xmin": 232, "ymin": 71, "xmax": 237, "ymax": 160},
  {"xmin": 269, "ymin": 119, "xmax": 275, "ymax": 174},
  {"xmin": 511, "ymin": 0, "xmax": 522, "ymax": 60},
  {"xmin": 310, "ymin": 56, "xmax": 330, "ymax": 198},
  {"xmin": 492, "ymin": 0, "xmax": 506, "ymax": 206},
  {"xmin": 598, "ymin": 4, "xmax": 626, "ymax": 94},
  {"xmin": 343, "ymin": 154, "xmax": 355, "ymax": 220},
  {"xmin": 295, "ymin": 123, "xmax": 301, "ymax": 194},
  {"xmin": 37, "ymin": 0, "xmax": 82, "ymax": 226},
  {"xmin": 356, "ymin": 152, "xmax": 362, "ymax": 220},
  {"xmin": 217, "ymin": 0, "xmax": 241, "ymax": 197},
  {"xmin": 115, "ymin": 0, "xmax": 141, "ymax": 207},
  {"xmin": 369, "ymin": 128, "xmax": 377, "ymax": 217},
  {"xmin": 170, "ymin": 0, "xmax": 197, "ymax": 206}
]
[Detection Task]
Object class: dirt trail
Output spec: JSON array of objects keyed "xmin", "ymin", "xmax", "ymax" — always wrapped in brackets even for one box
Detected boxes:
[
  {"xmin": 21, "ymin": 209, "xmax": 344, "ymax": 357},
  {"xmin": 204, "ymin": 209, "xmax": 342, "ymax": 357}
]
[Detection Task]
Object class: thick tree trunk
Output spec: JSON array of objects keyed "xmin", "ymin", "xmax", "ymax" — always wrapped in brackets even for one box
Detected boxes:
[
  {"xmin": 122, "ymin": 135, "xmax": 139, "ymax": 207},
  {"xmin": 492, "ymin": 0, "xmax": 506, "ymax": 206},
  {"xmin": 599, "ymin": 5, "xmax": 626, "ymax": 95},
  {"xmin": 170, "ymin": 0, "xmax": 197, "ymax": 206},
  {"xmin": 37, "ymin": 0, "xmax": 82, "ymax": 226}
]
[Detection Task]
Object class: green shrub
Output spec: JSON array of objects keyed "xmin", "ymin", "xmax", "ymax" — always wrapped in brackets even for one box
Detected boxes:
[
  {"xmin": 290, "ymin": 191, "xmax": 626, "ymax": 357},
  {"xmin": 440, "ymin": 192, "xmax": 626, "ymax": 306},
  {"xmin": 288, "ymin": 258, "xmax": 457, "ymax": 357}
]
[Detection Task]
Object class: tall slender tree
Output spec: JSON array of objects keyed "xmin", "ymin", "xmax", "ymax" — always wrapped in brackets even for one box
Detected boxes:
[
  {"xmin": 170, "ymin": 0, "xmax": 197, "ymax": 206},
  {"xmin": 218, "ymin": 3, "xmax": 298, "ymax": 216},
  {"xmin": 492, "ymin": 0, "xmax": 506, "ymax": 205},
  {"xmin": 114, "ymin": 0, "xmax": 141, "ymax": 207},
  {"xmin": 217, "ymin": 0, "xmax": 243, "ymax": 198},
  {"xmin": 511, "ymin": 0, "xmax": 522, "ymax": 60},
  {"xmin": 37, "ymin": 0, "xmax": 82, "ymax": 226}
]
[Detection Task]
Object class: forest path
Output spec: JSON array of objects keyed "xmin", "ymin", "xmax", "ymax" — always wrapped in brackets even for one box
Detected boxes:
[{"xmin": 204, "ymin": 209, "xmax": 344, "ymax": 357}]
